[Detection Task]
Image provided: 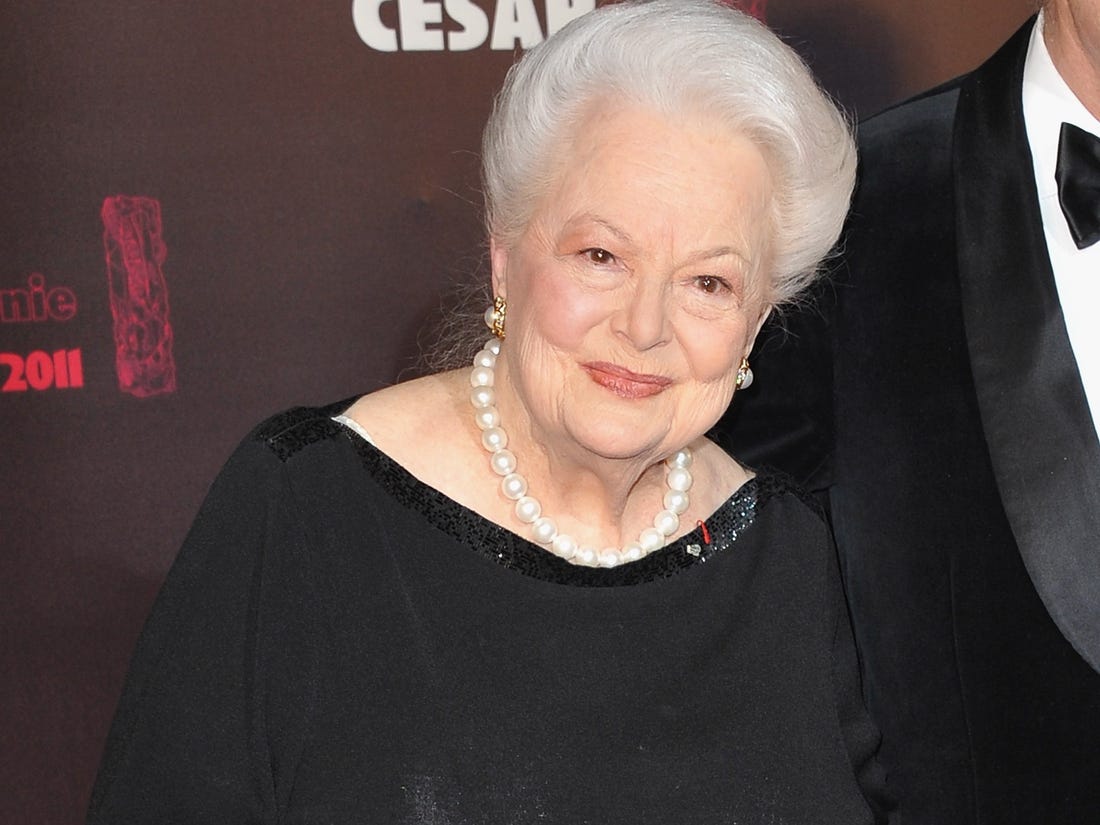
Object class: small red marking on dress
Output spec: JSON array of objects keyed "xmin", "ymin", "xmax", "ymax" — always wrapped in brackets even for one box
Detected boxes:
[{"xmin": 697, "ymin": 520, "xmax": 712, "ymax": 545}]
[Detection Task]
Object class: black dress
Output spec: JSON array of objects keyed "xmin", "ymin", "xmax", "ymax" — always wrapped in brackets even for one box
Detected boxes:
[{"xmin": 87, "ymin": 402, "xmax": 889, "ymax": 824}]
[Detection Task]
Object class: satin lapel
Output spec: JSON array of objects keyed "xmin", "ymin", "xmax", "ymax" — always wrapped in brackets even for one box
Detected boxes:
[{"xmin": 955, "ymin": 18, "xmax": 1100, "ymax": 673}]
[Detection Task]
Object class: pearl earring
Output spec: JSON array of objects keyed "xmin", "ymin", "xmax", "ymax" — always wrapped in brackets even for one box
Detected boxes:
[
  {"xmin": 484, "ymin": 296, "xmax": 507, "ymax": 339},
  {"xmin": 736, "ymin": 357, "xmax": 754, "ymax": 389}
]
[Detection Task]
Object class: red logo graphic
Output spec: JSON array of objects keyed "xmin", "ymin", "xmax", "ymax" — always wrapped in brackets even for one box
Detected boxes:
[
  {"xmin": 726, "ymin": 0, "xmax": 766, "ymax": 22},
  {"xmin": 101, "ymin": 195, "xmax": 177, "ymax": 397}
]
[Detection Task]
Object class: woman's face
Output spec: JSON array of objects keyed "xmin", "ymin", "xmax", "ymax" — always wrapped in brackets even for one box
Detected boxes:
[{"xmin": 491, "ymin": 103, "xmax": 773, "ymax": 465}]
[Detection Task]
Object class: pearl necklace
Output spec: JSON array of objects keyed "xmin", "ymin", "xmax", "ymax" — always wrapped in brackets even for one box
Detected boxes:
[{"xmin": 469, "ymin": 337, "xmax": 694, "ymax": 568}]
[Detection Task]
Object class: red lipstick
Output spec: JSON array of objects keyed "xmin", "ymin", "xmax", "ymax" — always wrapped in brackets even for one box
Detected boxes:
[{"xmin": 582, "ymin": 362, "xmax": 672, "ymax": 399}]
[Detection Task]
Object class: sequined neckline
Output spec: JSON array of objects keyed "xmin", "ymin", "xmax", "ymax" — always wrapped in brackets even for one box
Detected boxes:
[{"xmin": 335, "ymin": 423, "xmax": 798, "ymax": 587}]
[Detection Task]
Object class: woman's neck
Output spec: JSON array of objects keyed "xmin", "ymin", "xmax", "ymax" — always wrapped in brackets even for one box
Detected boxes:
[{"xmin": 478, "ymin": 361, "xmax": 682, "ymax": 551}]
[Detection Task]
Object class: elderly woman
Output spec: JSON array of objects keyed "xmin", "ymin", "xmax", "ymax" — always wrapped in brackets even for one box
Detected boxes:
[{"xmin": 88, "ymin": 1, "xmax": 888, "ymax": 822}]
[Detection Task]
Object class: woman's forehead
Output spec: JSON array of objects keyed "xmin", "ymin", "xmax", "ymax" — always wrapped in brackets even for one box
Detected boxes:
[{"xmin": 535, "ymin": 106, "xmax": 773, "ymax": 244}]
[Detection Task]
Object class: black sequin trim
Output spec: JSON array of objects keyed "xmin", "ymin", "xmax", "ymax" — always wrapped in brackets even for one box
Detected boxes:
[
  {"xmin": 336, "ymin": 421, "xmax": 800, "ymax": 587},
  {"xmin": 251, "ymin": 403, "xmax": 806, "ymax": 586},
  {"xmin": 251, "ymin": 398, "xmax": 359, "ymax": 462}
]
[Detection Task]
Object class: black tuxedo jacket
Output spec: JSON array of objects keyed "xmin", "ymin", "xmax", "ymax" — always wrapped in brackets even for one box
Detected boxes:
[{"xmin": 716, "ymin": 18, "xmax": 1100, "ymax": 824}]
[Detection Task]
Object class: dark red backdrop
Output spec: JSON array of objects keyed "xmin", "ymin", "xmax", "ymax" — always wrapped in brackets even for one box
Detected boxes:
[{"xmin": 0, "ymin": 1, "xmax": 1033, "ymax": 822}]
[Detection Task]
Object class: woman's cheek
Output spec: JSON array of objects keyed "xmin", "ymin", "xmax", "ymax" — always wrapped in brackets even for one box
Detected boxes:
[
  {"xmin": 680, "ymin": 320, "xmax": 752, "ymax": 383},
  {"xmin": 522, "ymin": 267, "xmax": 611, "ymax": 351}
]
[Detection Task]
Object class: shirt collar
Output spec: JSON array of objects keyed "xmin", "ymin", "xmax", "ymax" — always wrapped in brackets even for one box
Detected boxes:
[{"xmin": 1023, "ymin": 12, "xmax": 1100, "ymax": 198}]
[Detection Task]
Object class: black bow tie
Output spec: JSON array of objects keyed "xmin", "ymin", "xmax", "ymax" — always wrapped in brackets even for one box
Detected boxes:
[{"xmin": 1056, "ymin": 122, "xmax": 1100, "ymax": 249}]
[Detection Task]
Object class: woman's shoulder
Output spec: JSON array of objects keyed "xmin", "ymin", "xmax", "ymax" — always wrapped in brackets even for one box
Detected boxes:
[
  {"xmin": 751, "ymin": 470, "xmax": 826, "ymax": 522},
  {"xmin": 191, "ymin": 399, "xmax": 368, "ymax": 518},
  {"xmin": 242, "ymin": 369, "xmax": 467, "ymax": 465},
  {"xmin": 340, "ymin": 371, "xmax": 491, "ymax": 497},
  {"xmin": 246, "ymin": 396, "xmax": 362, "ymax": 462},
  {"xmin": 696, "ymin": 461, "xmax": 831, "ymax": 574},
  {"xmin": 696, "ymin": 437, "xmax": 822, "ymax": 521},
  {"xmin": 341, "ymin": 371, "xmax": 465, "ymax": 446}
]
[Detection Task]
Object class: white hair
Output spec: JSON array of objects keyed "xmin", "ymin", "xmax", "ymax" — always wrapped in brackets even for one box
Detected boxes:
[{"xmin": 481, "ymin": 0, "xmax": 856, "ymax": 307}]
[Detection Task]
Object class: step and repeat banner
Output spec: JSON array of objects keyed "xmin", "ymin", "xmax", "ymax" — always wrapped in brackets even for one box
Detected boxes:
[{"xmin": 1, "ymin": 1, "xmax": 1034, "ymax": 822}]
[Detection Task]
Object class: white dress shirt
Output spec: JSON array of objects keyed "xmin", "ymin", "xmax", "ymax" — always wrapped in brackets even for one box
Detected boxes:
[{"xmin": 1023, "ymin": 14, "xmax": 1100, "ymax": 439}]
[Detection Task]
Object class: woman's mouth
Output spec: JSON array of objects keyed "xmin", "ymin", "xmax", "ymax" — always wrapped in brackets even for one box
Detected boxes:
[{"xmin": 582, "ymin": 362, "xmax": 672, "ymax": 399}]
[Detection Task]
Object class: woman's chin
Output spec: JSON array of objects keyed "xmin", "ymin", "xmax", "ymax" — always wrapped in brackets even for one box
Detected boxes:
[{"xmin": 560, "ymin": 417, "xmax": 672, "ymax": 463}]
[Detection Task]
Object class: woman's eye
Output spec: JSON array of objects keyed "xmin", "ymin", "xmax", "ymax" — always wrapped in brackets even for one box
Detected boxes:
[
  {"xmin": 695, "ymin": 275, "xmax": 729, "ymax": 295},
  {"xmin": 583, "ymin": 248, "xmax": 615, "ymax": 265}
]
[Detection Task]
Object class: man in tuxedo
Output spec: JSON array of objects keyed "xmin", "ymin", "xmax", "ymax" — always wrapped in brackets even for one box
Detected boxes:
[{"xmin": 716, "ymin": 1, "xmax": 1100, "ymax": 821}]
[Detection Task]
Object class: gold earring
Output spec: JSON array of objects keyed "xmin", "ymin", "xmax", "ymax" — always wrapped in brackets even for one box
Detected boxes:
[
  {"xmin": 484, "ymin": 295, "xmax": 507, "ymax": 340},
  {"xmin": 735, "ymin": 357, "xmax": 754, "ymax": 389}
]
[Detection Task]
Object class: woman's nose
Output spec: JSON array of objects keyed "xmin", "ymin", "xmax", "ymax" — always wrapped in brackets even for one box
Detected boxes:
[{"xmin": 611, "ymin": 279, "xmax": 671, "ymax": 351}]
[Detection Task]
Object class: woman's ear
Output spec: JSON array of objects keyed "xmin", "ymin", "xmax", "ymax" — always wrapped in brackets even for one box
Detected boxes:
[
  {"xmin": 746, "ymin": 305, "xmax": 772, "ymax": 359},
  {"xmin": 489, "ymin": 237, "xmax": 508, "ymax": 300}
]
